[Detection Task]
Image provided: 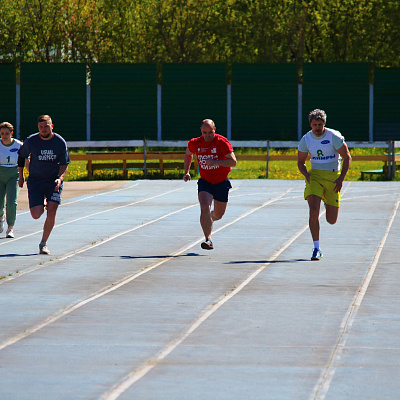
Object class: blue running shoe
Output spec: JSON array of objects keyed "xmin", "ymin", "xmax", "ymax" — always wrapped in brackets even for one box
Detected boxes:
[{"xmin": 311, "ymin": 248, "xmax": 323, "ymax": 261}]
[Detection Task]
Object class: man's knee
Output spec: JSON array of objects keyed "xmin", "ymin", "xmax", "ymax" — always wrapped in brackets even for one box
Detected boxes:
[
  {"xmin": 326, "ymin": 214, "xmax": 338, "ymax": 225},
  {"xmin": 211, "ymin": 201, "xmax": 227, "ymax": 221},
  {"xmin": 326, "ymin": 205, "xmax": 339, "ymax": 225},
  {"xmin": 45, "ymin": 203, "xmax": 59, "ymax": 220},
  {"xmin": 211, "ymin": 210, "xmax": 224, "ymax": 221},
  {"xmin": 30, "ymin": 206, "xmax": 44, "ymax": 219},
  {"xmin": 200, "ymin": 203, "xmax": 211, "ymax": 215},
  {"xmin": 46, "ymin": 210, "xmax": 57, "ymax": 220}
]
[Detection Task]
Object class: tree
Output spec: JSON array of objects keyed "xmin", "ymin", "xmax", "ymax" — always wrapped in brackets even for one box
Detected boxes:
[{"xmin": 0, "ymin": 0, "xmax": 399, "ymax": 66}]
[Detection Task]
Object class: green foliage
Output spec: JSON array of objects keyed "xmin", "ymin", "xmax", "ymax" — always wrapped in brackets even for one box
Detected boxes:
[{"xmin": 0, "ymin": 0, "xmax": 399, "ymax": 66}]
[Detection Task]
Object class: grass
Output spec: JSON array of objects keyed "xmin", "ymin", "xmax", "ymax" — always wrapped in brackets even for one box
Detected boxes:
[{"xmin": 65, "ymin": 147, "xmax": 399, "ymax": 182}]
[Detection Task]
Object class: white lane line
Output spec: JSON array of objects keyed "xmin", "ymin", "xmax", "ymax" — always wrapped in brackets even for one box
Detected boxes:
[
  {"xmin": 101, "ymin": 191, "xmax": 319, "ymax": 400},
  {"xmin": 55, "ymin": 182, "xmax": 140, "ymax": 207},
  {"xmin": 57, "ymin": 203, "xmax": 198, "ymax": 261},
  {"xmin": 230, "ymin": 191, "xmax": 291, "ymax": 199},
  {"xmin": 0, "ymin": 204, "xmax": 198, "ymax": 285},
  {"xmin": 58, "ymin": 185, "xmax": 238, "ymax": 262},
  {"xmin": 342, "ymin": 192, "xmax": 400, "ymax": 201},
  {"xmin": 16, "ymin": 183, "xmax": 140, "ymax": 216},
  {"xmin": 284, "ymin": 192, "xmax": 398, "ymax": 202},
  {"xmin": 309, "ymin": 193, "xmax": 400, "ymax": 400},
  {"xmin": 0, "ymin": 188, "xmax": 293, "ymax": 352},
  {"xmin": 0, "ymin": 187, "xmax": 240, "ymax": 283},
  {"xmin": 0, "ymin": 187, "xmax": 183, "ymax": 246},
  {"xmin": 101, "ymin": 183, "xmax": 353, "ymax": 400}
]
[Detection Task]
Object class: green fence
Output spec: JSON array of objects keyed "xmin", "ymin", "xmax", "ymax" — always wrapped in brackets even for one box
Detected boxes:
[
  {"xmin": 0, "ymin": 63, "xmax": 16, "ymax": 129},
  {"xmin": 232, "ymin": 64, "xmax": 298, "ymax": 140},
  {"xmin": 2, "ymin": 62, "xmax": 399, "ymax": 142},
  {"xmin": 374, "ymin": 67, "xmax": 400, "ymax": 141},
  {"xmin": 91, "ymin": 64, "xmax": 158, "ymax": 141},
  {"xmin": 162, "ymin": 64, "xmax": 227, "ymax": 140},
  {"xmin": 20, "ymin": 63, "xmax": 86, "ymax": 140},
  {"xmin": 302, "ymin": 63, "xmax": 369, "ymax": 141}
]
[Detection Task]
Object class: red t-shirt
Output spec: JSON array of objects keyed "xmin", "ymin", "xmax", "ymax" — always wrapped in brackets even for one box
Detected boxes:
[{"xmin": 188, "ymin": 134, "xmax": 234, "ymax": 184}]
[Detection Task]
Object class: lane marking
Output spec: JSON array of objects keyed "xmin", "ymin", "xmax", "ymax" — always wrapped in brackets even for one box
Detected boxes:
[
  {"xmin": 54, "ymin": 182, "xmax": 140, "ymax": 207},
  {"xmin": 284, "ymin": 192, "xmax": 399, "ymax": 202},
  {"xmin": 309, "ymin": 192, "xmax": 400, "ymax": 400},
  {"xmin": 101, "ymin": 183, "xmax": 352, "ymax": 400},
  {"xmin": 0, "ymin": 187, "xmax": 241, "ymax": 282},
  {"xmin": 0, "ymin": 188, "xmax": 293, "ymax": 353},
  {"xmin": 0, "ymin": 203, "xmax": 198, "ymax": 285},
  {"xmin": 101, "ymin": 190, "xmax": 320, "ymax": 400},
  {"xmin": 0, "ymin": 187, "xmax": 183, "ymax": 246},
  {"xmin": 16, "ymin": 183, "xmax": 140, "ymax": 216},
  {"xmin": 342, "ymin": 192, "xmax": 400, "ymax": 201},
  {"xmin": 0, "ymin": 185, "xmax": 236, "ymax": 282}
]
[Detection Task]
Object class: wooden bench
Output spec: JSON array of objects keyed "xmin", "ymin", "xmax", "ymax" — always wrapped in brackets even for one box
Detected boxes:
[
  {"xmin": 69, "ymin": 152, "xmax": 198, "ymax": 179},
  {"xmin": 361, "ymin": 169, "xmax": 385, "ymax": 180},
  {"xmin": 235, "ymin": 154, "xmax": 396, "ymax": 180},
  {"xmin": 69, "ymin": 152, "xmax": 397, "ymax": 180},
  {"xmin": 355, "ymin": 154, "xmax": 400, "ymax": 180}
]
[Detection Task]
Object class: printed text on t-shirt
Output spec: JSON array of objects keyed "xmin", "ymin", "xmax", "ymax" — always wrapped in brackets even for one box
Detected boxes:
[
  {"xmin": 198, "ymin": 154, "xmax": 219, "ymax": 170},
  {"xmin": 38, "ymin": 150, "xmax": 57, "ymax": 161}
]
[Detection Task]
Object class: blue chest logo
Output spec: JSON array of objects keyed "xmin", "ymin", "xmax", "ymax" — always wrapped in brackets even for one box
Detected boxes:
[
  {"xmin": 321, "ymin": 140, "xmax": 330, "ymax": 144},
  {"xmin": 10, "ymin": 148, "xmax": 18, "ymax": 152}
]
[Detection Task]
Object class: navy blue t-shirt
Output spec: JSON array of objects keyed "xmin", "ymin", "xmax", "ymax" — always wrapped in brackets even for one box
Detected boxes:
[{"xmin": 18, "ymin": 133, "xmax": 70, "ymax": 180}]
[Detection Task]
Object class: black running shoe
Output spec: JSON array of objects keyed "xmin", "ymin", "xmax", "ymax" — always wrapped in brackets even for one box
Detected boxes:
[{"xmin": 201, "ymin": 239, "xmax": 214, "ymax": 250}]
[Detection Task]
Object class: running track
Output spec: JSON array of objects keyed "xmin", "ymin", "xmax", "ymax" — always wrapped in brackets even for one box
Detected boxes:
[{"xmin": 0, "ymin": 179, "xmax": 399, "ymax": 400}]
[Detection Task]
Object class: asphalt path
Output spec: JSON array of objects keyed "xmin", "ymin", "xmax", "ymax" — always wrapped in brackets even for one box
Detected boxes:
[{"xmin": 0, "ymin": 179, "xmax": 399, "ymax": 400}]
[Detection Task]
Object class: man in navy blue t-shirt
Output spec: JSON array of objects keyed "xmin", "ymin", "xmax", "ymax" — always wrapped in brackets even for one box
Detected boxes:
[{"xmin": 18, "ymin": 115, "xmax": 70, "ymax": 255}]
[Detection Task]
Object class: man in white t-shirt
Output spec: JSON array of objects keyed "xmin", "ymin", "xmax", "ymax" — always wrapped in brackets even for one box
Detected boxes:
[{"xmin": 297, "ymin": 109, "xmax": 352, "ymax": 260}]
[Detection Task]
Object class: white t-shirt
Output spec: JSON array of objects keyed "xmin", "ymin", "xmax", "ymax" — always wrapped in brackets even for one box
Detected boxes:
[
  {"xmin": 0, "ymin": 139, "xmax": 22, "ymax": 167},
  {"xmin": 298, "ymin": 128, "xmax": 345, "ymax": 171}
]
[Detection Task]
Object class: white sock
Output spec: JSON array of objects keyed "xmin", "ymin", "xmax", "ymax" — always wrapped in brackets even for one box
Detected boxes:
[{"xmin": 313, "ymin": 240, "xmax": 320, "ymax": 250}]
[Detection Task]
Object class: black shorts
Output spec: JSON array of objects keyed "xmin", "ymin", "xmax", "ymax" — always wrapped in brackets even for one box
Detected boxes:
[
  {"xmin": 27, "ymin": 178, "xmax": 63, "ymax": 208},
  {"xmin": 197, "ymin": 178, "xmax": 232, "ymax": 203}
]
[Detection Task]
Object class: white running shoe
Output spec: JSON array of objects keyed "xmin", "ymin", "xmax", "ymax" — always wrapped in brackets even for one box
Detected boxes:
[
  {"xmin": 6, "ymin": 229, "xmax": 14, "ymax": 238},
  {"xmin": 39, "ymin": 242, "xmax": 50, "ymax": 255}
]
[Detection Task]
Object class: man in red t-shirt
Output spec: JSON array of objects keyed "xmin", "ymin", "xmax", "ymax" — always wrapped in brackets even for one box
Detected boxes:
[{"xmin": 183, "ymin": 119, "xmax": 237, "ymax": 250}]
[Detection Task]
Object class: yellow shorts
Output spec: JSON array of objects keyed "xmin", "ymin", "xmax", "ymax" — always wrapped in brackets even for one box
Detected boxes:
[{"xmin": 304, "ymin": 169, "xmax": 341, "ymax": 207}]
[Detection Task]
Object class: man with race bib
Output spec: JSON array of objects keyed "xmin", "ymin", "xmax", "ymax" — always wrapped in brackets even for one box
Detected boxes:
[
  {"xmin": 183, "ymin": 119, "xmax": 237, "ymax": 250},
  {"xmin": 298, "ymin": 109, "xmax": 351, "ymax": 261}
]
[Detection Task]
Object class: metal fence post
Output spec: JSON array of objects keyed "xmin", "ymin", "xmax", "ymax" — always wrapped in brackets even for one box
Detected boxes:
[
  {"xmin": 16, "ymin": 83, "xmax": 21, "ymax": 140},
  {"xmin": 391, "ymin": 141, "xmax": 395, "ymax": 180},
  {"xmin": 387, "ymin": 141, "xmax": 394, "ymax": 181},
  {"xmin": 86, "ymin": 83, "xmax": 91, "ymax": 141},
  {"xmin": 144, "ymin": 140, "xmax": 147, "ymax": 178}
]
